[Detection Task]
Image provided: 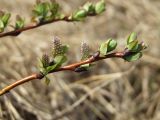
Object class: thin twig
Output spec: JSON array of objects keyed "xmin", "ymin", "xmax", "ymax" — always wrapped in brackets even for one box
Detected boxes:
[
  {"xmin": 0, "ymin": 51, "xmax": 126, "ymax": 96},
  {"xmin": 0, "ymin": 16, "xmax": 72, "ymax": 38},
  {"xmin": 0, "ymin": 13, "xmax": 97, "ymax": 38}
]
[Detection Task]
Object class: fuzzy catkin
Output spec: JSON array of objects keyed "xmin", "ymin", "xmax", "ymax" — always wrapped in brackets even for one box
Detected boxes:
[
  {"xmin": 42, "ymin": 53, "xmax": 50, "ymax": 68},
  {"xmin": 52, "ymin": 36, "xmax": 63, "ymax": 57},
  {"xmin": 81, "ymin": 41, "xmax": 90, "ymax": 60}
]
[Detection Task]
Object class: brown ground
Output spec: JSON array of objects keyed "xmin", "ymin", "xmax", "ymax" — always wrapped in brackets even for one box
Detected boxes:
[{"xmin": 0, "ymin": 0, "xmax": 160, "ymax": 120}]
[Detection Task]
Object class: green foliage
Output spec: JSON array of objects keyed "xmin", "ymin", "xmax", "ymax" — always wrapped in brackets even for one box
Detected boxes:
[
  {"xmin": 126, "ymin": 32, "xmax": 139, "ymax": 52},
  {"xmin": 99, "ymin": 39, "xmax": 117, "ymax": 56},
  {"xmin": 0, "ymin": 20, "xmax": 4, "ymax": 32},
  {"xmin": 0, "ymin": 0, "xmax": 106, "ymax": 34},
  {"xmin": 39, "ymin": 37, "xmax": 69, "ymax": 77},
  {"xmin": 71, "ymin": 0, "xmax": 106, "ymax": 21},
  {"xmin": 74, "ymin": 63, "xmax": 90, "ymax": 72},
  {"xmin": 61, "ymin": 45, "xmax": 69, "ymax": 55},
  {"xmin": 127, "ymin": 32, "xmax": 137, "ymax": 44},
  {"xmin": 0, "ymin": 11, "xmax": 11, "ymax": 32},
  {"xmin": 33, "ymin": 2, "xmax": 50, "ymax": 22},
  {"xmin": 72, "ymin": 9, "xmax": 87, "ymax": 21},
  {"xmin": 124, "ymin": 32, "xmax": 147, "ymax": 62},
  {"xmin": 44, "ymin": 55, "xmax": 67, "ymax": 75},
  {"xmin": 123, "ymin": 52, "xmax": 142, "ymax": 62},
  {"xmin": 49, "ymin": 1, "xmax": 59, "ymax": 17},
  {"xmin": 37, "ymin": 32, "xmax": 147, "ymax": 84},
  {"xmin": 83, "ymin": 2, "xmax": 95, "ymax": 15},
  {"xmin": 15, "ymin": 15, "xmax": 25, "ymax": 29},
  {"xmin": 54, "ymin": 55, "xmax": 67, "ymax": 68},
  {"xmin": 32, "ymin": 0, "xmax": 60, "ymax": 23},
  {"xmin": 95, "ymin": 0, "xmax": 106, "ymax": 14}
]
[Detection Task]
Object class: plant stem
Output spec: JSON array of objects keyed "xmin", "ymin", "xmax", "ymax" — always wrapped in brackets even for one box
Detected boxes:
[{"xmin": 0, "ymin": 51, "xmax": 125, "ymax": 96}]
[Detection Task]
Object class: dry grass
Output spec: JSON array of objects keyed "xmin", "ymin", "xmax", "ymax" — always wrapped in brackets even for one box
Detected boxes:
[{"xmin": 0, "ymin": 0, "xmax": 160, "ymax": 120}]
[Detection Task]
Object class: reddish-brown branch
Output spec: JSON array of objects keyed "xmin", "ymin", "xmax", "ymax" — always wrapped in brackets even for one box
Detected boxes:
[
  {"xmin": 0, "ymin": 12, "xmax": 97, "ymax": 38},
  {"xmin": 0, "ymin": 51, "xmax": 125, "ymax": 96},
  {"xmin": 0, "ymin": 16, "xmax": 72, "ymax": 38}
]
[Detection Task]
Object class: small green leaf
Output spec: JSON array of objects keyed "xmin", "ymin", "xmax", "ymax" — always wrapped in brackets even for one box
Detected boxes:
[
  {"xmin": 107, "ymin": 39, "xmax": 117, "ymax": 52},
  {"xmin": 61, "ymin": 45, "xmax": 69, "ymax": 54},
  {"xmin": 38, "ymin": 60, "xmax": 48, "ymax": 74},
  {"xmin": 127, "ymin": 40, "xmax": 138, "ymax": 52},
  {"xmin": 0, "ymin": 20, "xmax": 4, "ymax": 32},
  {"xmin": 95, "ymin": 0, "xmax": 106, "ymax": 14},
  {"xmin": 33, "ymin": 2, "xmax": 50, "ymax": 21},
  {"xmin": 46, "ymin": 64, "xmax": 57, "ymax": 74},
  {"xmin": 49, "ymin": 2, "xmax": 59, "ymax": 16},
  {"xmin": 44, "ymin": 55, "xmax": 67, "ymax": 74},
  {"xmin": 81, "ymin": 63, "xmax": 90, "ymax": 68},
  {"xmin": 75, "ymin": 63, "xmax": 90, "ymax": 72},
  {"xmin": 136, "ymin": 42, "xmax": 147, "ymax": 52},
  {"xmin": 127, "ymin": 32, "xmax": 137, "ymax": 44},
  {"xmin": 99, "ymin": 39, "xmax": 117, "ymax": 56},
  {"xmin": 15, "ymin": 20, "xmax": 25, "ymax": 29},
  {"xmin": 123, "ymin": 52, "xmax": 142, "ymax": 62},
  {"xmin": 54, "ymin": 55, "xmax": 67, "ymax": 66},
  {"xmin": 83, "ymin": 2, "xmax": 95, "ymax": 14},
  {"xmin": 15, "ymin": 16, "xmax": 25, "ymax": 29},
  {"xmin": 1, "ymin": 13, "xmax": 11, "ymax": 27},
  {"xmin": 72, "ymin": 9, "xmax": 87, "ymax": 21},
  {"xmin": 99, "ymin": 42, "xmax": 108, "ymax": 56},
  {"xmin": 45, "ymin": 76, "xmax": 50, "ymax": 85}
]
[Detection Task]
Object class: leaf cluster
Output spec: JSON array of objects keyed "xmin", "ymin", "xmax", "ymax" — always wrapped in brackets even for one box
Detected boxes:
[{"xmin": 38, "ymin": 33, "xmax": 147, "ymax": 85}]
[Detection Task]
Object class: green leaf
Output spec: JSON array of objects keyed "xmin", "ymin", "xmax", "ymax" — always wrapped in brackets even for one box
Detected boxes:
[
  {"xmin": 38, "ymin": 61, "xmax": 45, "ymax": 73},
  {"xmin": 81, "ymin": 63, "xmax": 90, "ymax": 68},
  {"xmin": 45, "ymin": 64, "xmax": 57, "ymax": 74},
  {"xmin": 33, "ymin": 2, "xmax": 49, "ymax": 21},
  {"xmin": 54, "ymin": 55, "xmax": 67, "ymax": 66},
  {"xmin": 61, "ymin": 45, "xmax": 69, "ymax": 54},
  {"xmin": 72, "ymin": 9, "xmax": 87, "ymax": 21},
  {"xmin": 127, "ymin": 40, "xmax": 138, "ymax": 52},
  {"xmin": 136, "ymin": 42, "xmax": 147, "ymax": 52},
  {"xmin": 95, "ymin": 0, "xmax": 106, "ymax": 14},
  {"xmin": 107, "ymin": 39, "xmax": 117, "ymax": 52},
  {"xmin": 49, "ymin": 2, "xmax": 59, "ymax": 16},
  {"xmin": 44, "ymin": 55, "xmax": 67, "ymax": 74},
  {"xmin": 127, "ymin": 32, "xmax": 137, "ymax": 44},
  {"xmin": 99, "ymin": 39, "xmax": 117, "ymax": 56},
  {"xmin": 123, "ymin": 52, "xmax": 142, "ymax": 62},
  {"xmin": 99, "ymin": 42, "xmax": 108, "ymax": 56},
  {"xmin": 1, "ymin": 13, "xmax": 11, "ymax": 27},
  {"xmin": 15, "ymin": 21, "xmax": 24, "ymax": 29},
  {"xmin": 83, "ymin": 2, "xmax": 95, "ymax": 14},
  {"xmin": 15, "ymin": 18, "xmax": 25, "ymax": 29},
  {"xmin": 55, "ymin": 13, "xmax": 65, "ymax": 19},
  {"xmin": 75, "ymin": 63, "xmax": 90, "ymax": 72},
  {"xmin": 45, "ymin": 76, "xmax": 50, "ymax": 85},
  {"xmin": 0, "ymin": 19, "xmax": 4, "ymax": 32}
]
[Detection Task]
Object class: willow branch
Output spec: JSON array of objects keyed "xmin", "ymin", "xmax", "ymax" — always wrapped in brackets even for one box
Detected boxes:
[
  {"xmin": 0, "ymin": 51, "xmax": 126, "ymax": 96},
  {"xmin": 0, "ymin": 16, "xmax": 72, "ymax": 38},
  {"xmin": 0, "ymin": 13, "xmax": 97, "ymax": 38}
]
